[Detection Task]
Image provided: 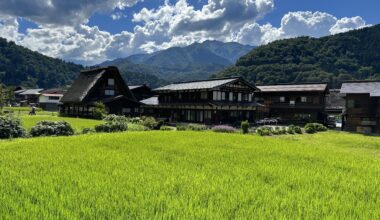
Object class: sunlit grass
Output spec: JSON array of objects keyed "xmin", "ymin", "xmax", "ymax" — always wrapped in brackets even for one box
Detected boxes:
[{"xmin": 0, "ymin": 131, "xmax": 379, "ymax": 218}]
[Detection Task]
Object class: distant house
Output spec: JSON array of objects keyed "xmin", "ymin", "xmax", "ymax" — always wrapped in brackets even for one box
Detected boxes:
[
  {"xmin": 128, "ymin": 85, "xmax": 155, "ymax": 101},
  {"xmin": 325, "ymin": 89, "xmax": 345, "ymax": 115},
  {"xmin": 16, "ymin": 89, "xmax": 43, "ymax": 106},
  {"xmin": 38, "ymin": 88, "xmax": 66, "ymax": 111},
  {"xmin": 141, "ymin": 77, "xmax": 260, "ymax": 124},
  {"xmin": 256, "ymin": 83, "xmax": 329, "ymax": 124},
  {"xmin": 340, "ymin": 81, "xmax": 380, "ymax": 134},
  {"xmin": 60, "ymin": 66, "xmax": 140, "ymax": 118}
]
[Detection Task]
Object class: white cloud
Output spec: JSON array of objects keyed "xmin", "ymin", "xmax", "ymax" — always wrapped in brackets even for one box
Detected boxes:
[
  {"xmin": 0, "ymin": 0, "xmax": 370, "ymax": 65},
  {"xmin": 0, "ymin": 0, "xmax": 142, "ymax": 26},
  {"xmin": 330, "ymin": 16, "xmax": 368, "ymax": 34},
  {"xmin": 0, "ymin": 15, "xmax": 21, "ymax": 41}
]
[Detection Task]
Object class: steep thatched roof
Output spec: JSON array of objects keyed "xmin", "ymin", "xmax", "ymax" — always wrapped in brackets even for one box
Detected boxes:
[{"xmin": 61, "ymin": 66, "xmax": 135, "ymax": 104}]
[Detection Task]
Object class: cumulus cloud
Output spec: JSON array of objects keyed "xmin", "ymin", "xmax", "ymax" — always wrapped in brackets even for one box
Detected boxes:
[
  {"xmin": 0, "ymin": 15, "xmax": 21, "ymax": 41},
  {"xmin": 330, "ymin": 16, "xmax": 368, "ymax": 34},
  {"xmin": 0, "ymin": 0, "xmax": 142, "ymax": 26},
  {"xmin": 0, "ymin": 0, "xmax": 370, "ymax": 65}
]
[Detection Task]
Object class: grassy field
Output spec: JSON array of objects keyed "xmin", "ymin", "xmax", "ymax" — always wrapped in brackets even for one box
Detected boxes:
[
  {"xmin": 0, "ymin": 131, "xmax": 379, "ymax": 218},
  {"xmin": 19, "ymin": 115, "xmax": 103, "ymax": 132}
]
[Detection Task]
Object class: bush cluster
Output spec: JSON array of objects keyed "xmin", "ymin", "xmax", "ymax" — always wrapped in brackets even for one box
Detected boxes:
[
  {"xmin": 92, "ymin": 102, "xmax": 107, "ymax": 120},
  {"xmin": 0, "ymin": 116, "xmax": 25, "ymax": 139},
  {"xmin": 304, "ymin": 123, "xmax": 328, "ymax": 134},
  {"xmin": 30, "ymin": 121, "xmax": 74, "ymax": 137},
  {"xmin": 160, "ymin": 126, "xmax": 176, "ymax": 131},
  {"xmin": 241, "ymin": 121, "xmax": 250, "ymax": 134},
  {"xmin": 212, "ymin": 125, "xmax": 237, "ymax": 133},
  {"xmin": 256, "ymin": 125, "xmax": 303, "ymax": 136},
  {"xmin": 177, "ymin": 124, "xmax": 207, "ymax": 131},
  {"xmin": 139, "ymin": 116, "xmax": 162, "ymax": 130},
  {"xmin": 95, "ymin": 115, "xmax": 128, "ymax": 133}
]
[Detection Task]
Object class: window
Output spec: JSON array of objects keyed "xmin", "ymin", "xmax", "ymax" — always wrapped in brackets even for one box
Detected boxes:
[
  {"xmin": 348, "ymin": 100, "xmax": 361, "ymax": 108},
  {"xmin": 201, "ymin": 92, "xmax": 208, "ymax": 99},
  {"xmin": 238, "ymin": 93, "xmax": 242, "ymax": 102},
  {"xmin": 249, "ymin": 93, "xmax": 253, "ymax": 102},
  {"xmin": 178, "ymin": 93, "xmax": 182, "ymax": 100},
  {"xmin": 105, "ymin": 90, "xmax": 115, "ymax": 96},
  {"xmin": 48, "ymin": 96, "xmax": 60, "ymax": 100},
  {"xmin": 205, "ymin": 111, "xmax": 212, "ymax": 120},
  {"xmin": 221, "ymin": 92, "xmax": 226, "ymax": 101},
  {"xmin": 122, "ymin": 108, "xmax": 131, "ymax": 114},
  {"xmin": 229, "ymin": 92, "xmax": 233, "ymax": 101},
  {"xmin": 108, "ymin": 78, "xmax": 115, "ymax": 86},
  {"xmin": 217, "ymin": 91, "xmax": 222, "ymax": 101},
  {"xmin": 213, "ymin": 91, "xmax": 218, "ymax": 100},
  {"xmin": 301, "ymin": 96, "xmax": 307, "ymax": 103},
  {"xmin": 280, "ymin": 97, "xmax": 285, "ymax": 102}
]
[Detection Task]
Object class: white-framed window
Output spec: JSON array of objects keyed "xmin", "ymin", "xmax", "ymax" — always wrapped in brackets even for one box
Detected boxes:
[
  {"xmin": 238, "ymin": 93, "xmax": 242, "ymax": 102},
  {"xmin": 280, "ymin": 97, "xmax": 285, "ymax": 102},
  {"xmin": 248, "ymin": 93, "xmax": 253, "ymax": 102},
  {"xmin": 221, "ymin": 92, "xmax": 226, "ymax": 101},
  {"xmin": 213, "ymin": 91, "xmax": 218, "ymax": 100},
  {"xmin": 217, "ymin": 91, "xmax": 222, "ymax": 101},
  {"xmin": 229, "ymin": 92, "xmax": 233, "ymax": 101},
  {"xmin": 105, "ymin": 90, "xmax": 115, "ymax": 96},
  {"xmin": 108, "ymin": 78, "xmax": 115, "ymax": 86},
  {"xmin": 301, "ymin": 96, "xmax": 307, "ymax": 103}
]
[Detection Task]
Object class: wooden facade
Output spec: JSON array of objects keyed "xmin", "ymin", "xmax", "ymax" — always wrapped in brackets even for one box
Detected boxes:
[
  {"xmin": 60, "ymin": 66, "xmax": 140, "ymax": 118},
  {"xmin": 341, "ymin": 81, "xmax": 380, "ymax": 134},
  {"xmin": 256, "ymin": 83, "xmax": 329, "ymax": 124},
  {"xmin": 141, "ymin": 78, "xmax": 260, "ymax": 124}
]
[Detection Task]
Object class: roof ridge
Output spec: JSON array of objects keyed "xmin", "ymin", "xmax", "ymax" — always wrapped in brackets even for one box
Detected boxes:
[
  {"xmin": 171, "ymin": 77, "xmax": 241, "ymax": 85},
  {"xmin": 258, "ymin": 82, "xmax": 328, "ymax": 86}
]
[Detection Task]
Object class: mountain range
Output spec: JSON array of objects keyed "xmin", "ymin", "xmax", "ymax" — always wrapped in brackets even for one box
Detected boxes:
[
  {"xmin": 99, "ymin": 40, "xmax": 254, "ymax": 85},
  {"xmin": 215, "ymin": 24, "xmax": 380, "ymax": 88},
  {"xmin": 1, "ymin": 24, "xmax": 380, "ymax": 89}
]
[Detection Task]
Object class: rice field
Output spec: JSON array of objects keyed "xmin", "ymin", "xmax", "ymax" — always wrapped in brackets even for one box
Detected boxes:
[{"xmin": 0, "ymin": 131, "xmax": 379, "ymax": 218}]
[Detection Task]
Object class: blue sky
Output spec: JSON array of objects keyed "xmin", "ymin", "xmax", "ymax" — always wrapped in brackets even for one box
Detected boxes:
[{"xmin": 0, "ymin": 0, "xmax": 377, "ymax": 65}]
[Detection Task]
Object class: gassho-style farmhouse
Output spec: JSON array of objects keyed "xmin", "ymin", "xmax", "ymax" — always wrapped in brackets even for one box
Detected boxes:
[{"xmin": 58, "ymin": 66, "xmax": 380, "ymax": 134}]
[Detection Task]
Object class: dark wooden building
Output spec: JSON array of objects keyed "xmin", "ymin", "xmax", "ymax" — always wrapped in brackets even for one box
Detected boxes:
[
  {"xmin": 256, "ymin": 83, "xmax": 329, "ymax": 124},
  {"xmin": 141, "ymin": 77, "xmax": 260, "ymax": 124},
  {"xmin": 340, "ymin": 81, "xmax": 380, "ymax": 134},
  {"xmin": 60, "ymin": 66, "xmax": 140, "ymax": 118},
  {"xmin": 128, "ymin": 85, "xmax": 155, "ymax": 101},
  {"xmin": 325, "ymin": 89, "xmax": 345, "ymax": 115}
]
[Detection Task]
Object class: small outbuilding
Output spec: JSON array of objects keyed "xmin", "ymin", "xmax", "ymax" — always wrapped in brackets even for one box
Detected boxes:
[{"xmin": 340, "ymin": 81, "xmax": 380, "ymax": 134}]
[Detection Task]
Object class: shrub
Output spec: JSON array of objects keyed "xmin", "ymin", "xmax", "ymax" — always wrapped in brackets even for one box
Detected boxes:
[
  {"xmin": 272, "ymin": 127, "xmax": 281, "ymax": 135},
  {"xmin": 241, "ymin": 121, "xmax": 250, "ymax": 134},
  {"xmin": 92, "ymin": 102, "xmax": 107, "ymax": 120},
  {"xmin": 95, "ymin": 115, "xmax": 128, "ymax": 133},
  {"xmin": 212, "ymin": 125, "xmax": 237, "ymax": 133},
  {"xmin": 305, "ymin": 123, "xmax": 327, "ymax": 134},
  {"xmin": 160, "ymin": 126, "xmax": 176, "ymax": 131},
  {"xmin": 82, "ymin": 128, "xmax": 95, "ymax": 134},
  {"xmin": 256, "ymin": 126, "xmax": 272, "ymax": 136},
  {"xmin": 127, "ymin": 117, "xmax": 142, "ymax": 124},
  {"xmin": 140, "ymin": 116, "xmax": 161, "ymax": 130},
  {"xmin": 294, "ymin": 126, "xmax": 303, "ymax": 134},
  {"xmin": 30, "ymin": 121, "xmax": 74, "ymax": 137},
  {"xmin": 287, "ymin": 125, "xmax": 296, "ymax": 134},
  {"xmin": 0, "ymin": 116, "xmax": 25, "ymax": 139},
  {"xmin": 177, "ymin": 124, "xmax": 207, "ymax": 131}
]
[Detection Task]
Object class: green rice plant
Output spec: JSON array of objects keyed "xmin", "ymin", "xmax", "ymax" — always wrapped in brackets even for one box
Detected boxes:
[{"xmin": 0, "ymin": 131, "xmax": 380, "ymax": 218}]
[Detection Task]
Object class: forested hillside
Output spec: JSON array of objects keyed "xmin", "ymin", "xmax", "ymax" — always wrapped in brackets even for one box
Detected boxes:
[
  {"xmin": 0, "ymin": 38, "xmax": 165, "ymax": 88},
  {"xmin": 216, "ymin": 25, "xmax": 380, "ymax": 88},
  {"xmin": 0, "ymin": 38, "xmax": 82, "ymax": 88}
]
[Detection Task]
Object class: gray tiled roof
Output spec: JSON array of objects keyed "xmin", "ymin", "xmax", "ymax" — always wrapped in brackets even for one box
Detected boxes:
[
  {"xmin": 140, "ymin": 96, "xmax": 159, "ymax": 106},
  {"xmin": 154, "ymin": 78, "xmax": 240, "ymax": 92},
  {"xmin": 19, "ymin": 89, "xmax": 43, "ymax": 95},
  {"xmin": 340, "ymin": 81, "xmax": 380, "ymax": 97},
  {"xmin": 257, "ymin": 84, "xmax": 328, "ymax": 92},
  {"xmin": 128, "ymin": 85, "xmax": 143, "ymax": 90}
]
